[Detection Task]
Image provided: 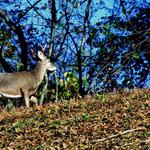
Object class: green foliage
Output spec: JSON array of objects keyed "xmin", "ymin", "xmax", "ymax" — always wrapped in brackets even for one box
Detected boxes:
[
  {"xmin": 74, "ymin": 113, "xmax": 90, "ymax": 122},
  {"xmin": 12, "ymin": 118, "xmax": 33, "ymax": 130},
  {"xmin": 47, "ymin": 71, "xmax": 80, "ymax": 101},
  {"xmin": 59, "ymin": 71, "xmax": 79, "ymax": 99},
  {"xmin": 5, "ymin": 100, "xmax": 15, "ymax": 111},
  {"xmin": 50, "ymin": 120, "xmax": 61, "ymax": 129},
  {"xmin": 95, "ymin": 93, "xmax": 108, "ymax": 103},
  {"xmin": 133, "ymin": 52, "xmax": 140, "ymax": 60},
  {"xmin": 16, "ymin": 62, "xmax": 24, "ymax": 71}
]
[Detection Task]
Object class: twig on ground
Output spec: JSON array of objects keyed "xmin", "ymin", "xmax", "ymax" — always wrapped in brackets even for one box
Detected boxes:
[
  {"xmin": 90, "ymin": 127, "xmax": 146, "ymax": 143},
  {"xmin": 121, "ymin": 139, "xmax": 150, "ymax": 147}
]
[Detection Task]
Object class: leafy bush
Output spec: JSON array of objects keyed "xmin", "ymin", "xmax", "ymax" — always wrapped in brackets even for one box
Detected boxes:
[{"xmin": 59, "ymin": 71, "xmax": 79, "ymax": 100}]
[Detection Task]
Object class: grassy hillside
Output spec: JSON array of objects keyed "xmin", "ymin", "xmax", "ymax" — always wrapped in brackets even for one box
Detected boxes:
[{"xmin": 0, "ymin": 89, "xmax": 150, "ymax": 149}]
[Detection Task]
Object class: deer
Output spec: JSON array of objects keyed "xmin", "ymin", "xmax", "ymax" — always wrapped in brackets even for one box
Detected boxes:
[{"xmin": 0, "ymin": 50, "xmax": 56, "ymax": 107}]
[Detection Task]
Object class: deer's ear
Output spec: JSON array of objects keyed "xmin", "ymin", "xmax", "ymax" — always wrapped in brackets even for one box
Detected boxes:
[{"xmin": 37, "ymin": 51, "xmax": 45, "ymax": 60}]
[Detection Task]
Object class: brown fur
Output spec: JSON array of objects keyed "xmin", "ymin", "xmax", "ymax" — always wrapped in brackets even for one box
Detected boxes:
[{"xmin": 0, "ymin": 51, "xmax": 56, "ymax": 107}]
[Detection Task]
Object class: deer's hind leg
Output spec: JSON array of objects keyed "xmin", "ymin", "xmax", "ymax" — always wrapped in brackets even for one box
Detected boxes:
[
  {"xmin": 24, "ymin": 94, "xmax": 30, "ymax": 108},
  {"xmin": 30, "ymin": 96, "xmax": 38, "ymax": 106}
]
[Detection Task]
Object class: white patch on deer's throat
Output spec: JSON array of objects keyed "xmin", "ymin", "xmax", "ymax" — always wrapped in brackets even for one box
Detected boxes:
[{"xmin": 0, "ymin": 92, "xmax": 21, "ymax": 98}]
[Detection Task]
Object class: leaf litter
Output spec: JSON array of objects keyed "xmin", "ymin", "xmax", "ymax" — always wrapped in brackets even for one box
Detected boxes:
[{"xmin": 0, "ymin": 89, "xmax": 150, "ymax": 149}]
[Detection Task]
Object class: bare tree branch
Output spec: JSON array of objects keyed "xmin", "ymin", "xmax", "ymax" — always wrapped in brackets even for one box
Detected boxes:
[
  {"xmin": 26, "ymin": 0, "xmax": 48, "ymax": 21},
  {"xmin": 16, "ymin": 0, "xmax": 42, "ymax": 23}
]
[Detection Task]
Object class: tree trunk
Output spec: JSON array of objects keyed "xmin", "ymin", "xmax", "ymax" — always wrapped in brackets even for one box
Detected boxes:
[
  {"xmin": 39, "ymin": 73, "xmax": 48, "ymax": 105},
  {"xmin": 40, "ymin": 0, "xmax": 57, "ymax": 103},
  {"xmin": 0, "ymin": 9, "xmax": 28, "ymax": 71},
  {"xmin": 16, "ymin": 26, "xmax": 28, "ymax": 70},
  {"xmin": 77, "ymin": 50, "xmax": 84, "ymax": 96},
  {"xmin": 78, "ymin": 0, "xmax": 92, "ymax": 97}
]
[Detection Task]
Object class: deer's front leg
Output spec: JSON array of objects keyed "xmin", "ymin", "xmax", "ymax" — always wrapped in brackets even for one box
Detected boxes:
[{"xmin": 23, "ymin": 92, "xmax": 30, "ymax": 108}]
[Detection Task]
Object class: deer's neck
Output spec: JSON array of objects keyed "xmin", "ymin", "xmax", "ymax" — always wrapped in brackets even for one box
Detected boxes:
[{"xmin": 32, "ymin": 61, "xmax": 47, "ymax": 83}]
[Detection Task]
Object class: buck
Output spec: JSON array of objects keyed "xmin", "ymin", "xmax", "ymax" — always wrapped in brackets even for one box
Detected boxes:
[{"xmin": 0, "ymin": 51, "xmax": 56, "ymax": 107}]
